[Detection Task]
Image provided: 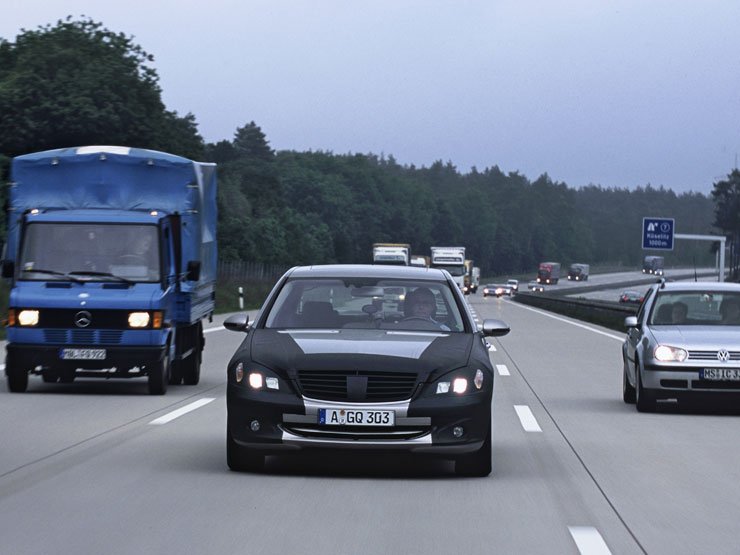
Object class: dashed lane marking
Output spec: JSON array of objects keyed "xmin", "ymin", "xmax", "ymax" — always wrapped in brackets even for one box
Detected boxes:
[
  {"xmin": 204, "ymin": 326, "xmax": 226, "ymax": 334},
  {"xmin": 568, "ymin": 526, "xmax": 612, "ymax": 555},
  {"xmin": 514, "ymin": 405, "xmax": 542, "ymax": 432},
  {"xmin": 149, "ymin": 398, "xmax": 216, "ymax": 425},
  {"xmin": 496, "ymin": 364, "xmax": 510, "ymax": 376}
]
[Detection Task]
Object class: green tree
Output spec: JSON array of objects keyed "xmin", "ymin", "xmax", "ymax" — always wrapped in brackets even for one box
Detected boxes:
[{"xmin": 0, "ymin": 17, "xmax": 203, "ymax": 158}]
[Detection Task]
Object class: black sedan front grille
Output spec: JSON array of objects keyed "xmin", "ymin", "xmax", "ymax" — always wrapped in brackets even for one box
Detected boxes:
[{"xmin": 297, "ymin": 370, "xmax": 418, "ymax": 402}]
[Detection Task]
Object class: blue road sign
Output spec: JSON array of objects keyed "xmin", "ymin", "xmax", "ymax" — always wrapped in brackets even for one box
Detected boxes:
[{"xmin": 642, "ymin": 217, "xmax": 674, "ymax": 250}]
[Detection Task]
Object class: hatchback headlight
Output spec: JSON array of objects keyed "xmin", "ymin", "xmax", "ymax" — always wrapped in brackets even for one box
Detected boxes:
[{"xmin": 654, "ymin": 345, "xmax": 688, "ymax": 362}]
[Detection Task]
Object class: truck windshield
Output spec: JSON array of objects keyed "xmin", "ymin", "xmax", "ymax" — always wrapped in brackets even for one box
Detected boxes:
[
  {"xmin": 432, "ymin": 265, "xmax": 466, "ymax": 276},
  {"xmin": 18, "ymin": 223, "xmax": 160, "ymax": 283}
]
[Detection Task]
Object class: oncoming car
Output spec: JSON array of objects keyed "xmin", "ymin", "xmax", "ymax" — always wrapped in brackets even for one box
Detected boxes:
[
  {"xmin": 225, "ymin": 265, "xmax": 510, "ymax": 476},
  {"xmin": 622, "ymin": 281, "xmax": 740, "ymax": 412},
  {"xmin": 619, "ymin": 290, "xmax": 644, "ymax": 305},
  {"xmin": 482, "ymin": 284, "xmax": 511, "ymax": 298},
  {"xmin": 527, "ymin": 280, "xmax": 544, "ymax": 293}
]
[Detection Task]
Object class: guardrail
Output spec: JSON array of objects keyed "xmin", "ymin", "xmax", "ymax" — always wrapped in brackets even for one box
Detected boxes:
[{"xmin": 512, "ymin": 292, "xmax": 637, "ymax": 332}]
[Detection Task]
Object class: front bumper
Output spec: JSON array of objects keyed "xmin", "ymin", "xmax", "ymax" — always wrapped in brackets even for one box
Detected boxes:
[
  {"xmin": 227, "ymin": 384, "xmax": 490, "ymax": 456},
  {"xmin": 643, "ymin": 364, "xmax": 740, "ymax": 394},
  {"xmin": 6, "ymin": 343, "xmax": 167, "ymax": 376}
]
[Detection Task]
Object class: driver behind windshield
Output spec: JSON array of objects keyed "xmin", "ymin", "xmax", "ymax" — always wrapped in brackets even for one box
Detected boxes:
[{"xmin": 403, "ymin": 287, "xmax": 450, "ymax": 331}]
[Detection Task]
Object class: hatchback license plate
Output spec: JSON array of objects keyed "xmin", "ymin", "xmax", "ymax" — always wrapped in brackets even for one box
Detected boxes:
[
  {"xmin": 701, "ymin": 368, "xmax": 740, "ymax": 381},
  {"xmin": 60, "ymin": 348, "xmax": 107, "ymax": 360},
  {"xmin": 318, "ymin": 408, "xmax": 395, "ymax": 426}
]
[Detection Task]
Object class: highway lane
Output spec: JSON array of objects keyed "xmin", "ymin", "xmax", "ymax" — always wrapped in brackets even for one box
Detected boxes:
[
  {"xmin": 0, "ymin": 288, "xmax": 736, "ymax": 554},
  {"xmin": 474, "ymin": 294, "xmax": 740, "ymax": 555}
]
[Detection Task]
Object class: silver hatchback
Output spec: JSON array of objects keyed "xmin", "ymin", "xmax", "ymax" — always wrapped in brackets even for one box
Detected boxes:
[{"xmin": 622, "ymin": 281, "xmax": 740, "ymax": 411}]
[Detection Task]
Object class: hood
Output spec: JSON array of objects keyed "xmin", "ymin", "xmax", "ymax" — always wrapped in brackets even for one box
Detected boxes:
[
  {"xmin": 250, "ymin": 329, "xmax": 473, "ymax": 381},
  {"xmin": 650, "ymin": 325, "xmax": 740, "ymax": 349},
  {"xmin": 10, "ymin": 281, "xmax": 163, "ymax": 310}
]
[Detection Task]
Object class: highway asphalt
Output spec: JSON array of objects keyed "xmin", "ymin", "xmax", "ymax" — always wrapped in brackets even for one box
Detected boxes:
[{"xmin": 0, "ymin": 278, "xmax": 737, "ymax": 554}]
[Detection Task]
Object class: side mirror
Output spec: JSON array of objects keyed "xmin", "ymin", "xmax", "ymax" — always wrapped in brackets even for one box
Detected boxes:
[
  {"xmin": 186, "ymin": 260, "xmax": 201, "ymax": 281},
  {"xmin": 1, "ymin": 260, "xmax": 14, "ymax": 278},
  {"xmin": 224, "ymin": 313, "xmax": 250, "ymax": 332},
  {"xmin": 624, "ymin": 316, "xmax": 639, "ymax": 328},
  {"xmin": 482, "ymin": 318, "xmax": 510, "ymax": 337}
]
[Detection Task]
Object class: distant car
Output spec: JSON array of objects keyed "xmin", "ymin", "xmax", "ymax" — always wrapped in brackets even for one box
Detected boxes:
[
  {"xmin": 506, "ymin": 279, "xmax": 519, "ymax": 293},
  {"xmin": 225, "ymin": 264, "xmax": 511, "ymax": 476},
  {"xmin": 528, "ymin": 281, "xmax": 544, "ymax": 292},
  {"xmin": 619, "ymin": 290, "xmax": 644, "ymax": 304},
  {"xmin": 483, "ymin": 283, "xmax": 511, "ymax": 297},
  {"xmin": 622, "ymin": 281, "xmax": 740, "ymax": 411}
]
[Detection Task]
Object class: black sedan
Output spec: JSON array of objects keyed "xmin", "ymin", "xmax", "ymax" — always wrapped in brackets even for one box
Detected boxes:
[{"xmin": 225, "ymin": 264, "xmax": 510, "ymax": 476}]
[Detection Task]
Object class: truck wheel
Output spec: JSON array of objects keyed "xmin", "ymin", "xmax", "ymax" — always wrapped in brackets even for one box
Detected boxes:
[
  {"xmin": 455, "ymin": 421, "xmax": 492, "ymax": 477},
  {"xmin": 227, "ymin": 426, "xmax": 264, "ymax": 472},
  {"xmin": 168, "ymin": 363, "xmax": 183, "ymax": 385},
  {"xmin": 182, "ymin": 324, "xmax": 202, "ymax": 386},
  {"xmin": 6, "ymin": 357, "xmax": 29, "ymax": 393},
  {"xmin": 148, "ymin": 351, "xmax": 170, "ymax": 395}
]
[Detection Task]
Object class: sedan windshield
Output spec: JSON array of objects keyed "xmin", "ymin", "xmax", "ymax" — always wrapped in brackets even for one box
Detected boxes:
[
  {"xmin": 18, "ymin": 222, "xmax": 160, "ymax": 283},
  {"xmin": 265, "ymin": 278, "xmax": 466, "ymax": 332},
  {"xmin": 649, "ymin": 291, "xmax": 740, "ymax": 326}
]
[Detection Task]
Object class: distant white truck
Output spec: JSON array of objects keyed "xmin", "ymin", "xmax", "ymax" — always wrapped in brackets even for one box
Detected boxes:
[
  {"xmin": 431, "ymin": 246, "xmax": 466, "ymax": 290},
  {"xmin": 373, "ymin": 243, "xmax": 410, "ymax": 265}
]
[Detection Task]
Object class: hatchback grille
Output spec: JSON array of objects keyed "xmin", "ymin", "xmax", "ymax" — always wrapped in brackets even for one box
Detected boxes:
[
  {"xmin": 297, "ymin": 370, "xmax": 418, "ymax": 402},
  {"xmin": 688, "ymin": 350, "xmax": 740, "ymax": 361}
]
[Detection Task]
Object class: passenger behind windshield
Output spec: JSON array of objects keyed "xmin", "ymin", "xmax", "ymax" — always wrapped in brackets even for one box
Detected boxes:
[
  {"xmin": 265, "ymin": 279, "xmax": 464, "ymax": 332},
  {"xmin": 650, "ymin": 292, "xmax": 740, "ymax": 326}
]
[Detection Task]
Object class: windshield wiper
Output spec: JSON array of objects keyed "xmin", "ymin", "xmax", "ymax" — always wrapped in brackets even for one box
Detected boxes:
[
  {"xmin": 20, "ymin": 268, "xmax": 83, "ymax": 283},
  {"xmin": 68, "ymin": 271, "xmax": 134, "ymax": 284}
]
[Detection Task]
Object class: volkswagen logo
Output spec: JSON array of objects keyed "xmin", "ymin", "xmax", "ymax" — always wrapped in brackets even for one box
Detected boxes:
[
  {"xmin": 74, "ymin": 311, "xmax": 92, "ymax": 328},
  {"xmin": 717, "ymin": 349, "xmax": 730, "ymax": 362}
]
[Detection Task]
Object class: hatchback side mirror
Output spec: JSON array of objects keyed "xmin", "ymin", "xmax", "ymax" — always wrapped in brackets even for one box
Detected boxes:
[
  {"xmin": 224, "ymin": 313, "xmax": 250, "ymax": 332},
  {"xmin": 624, "ymin": 316, "xmax": 639, "ymax": 328},
  {"xmin": 482, "ymin": 318, "xmax": 510, "ymax": 337}
]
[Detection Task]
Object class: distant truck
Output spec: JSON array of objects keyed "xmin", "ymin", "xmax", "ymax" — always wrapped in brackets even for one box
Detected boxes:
[
  {"xmin": 537, "ymin": 262, "xmax": 561, "ymax": 285},
  {"xmin": 462, "ymin": 260, "xmax": 480, "ymax": 294},
  {"xmin": 409, "ymin": 255, "xmax": 430, "ymax": 268},
  {"xmin": 2, "ymin": 146, "xmax": 217, "ymax": 394},
  {"xmin": 372, "ymin": 243, "xmax": 410, "ymax": 265},
  {"xmin": 642, "ymin": 255, "xmax": 664, "ymax": 276},
  {"xmin": 431, "ymin": 246, "xmax": 466, "ymax": 290},
  {"xmin": 567, "ymin": 263, "xmax": 590, "ymax": 281}
]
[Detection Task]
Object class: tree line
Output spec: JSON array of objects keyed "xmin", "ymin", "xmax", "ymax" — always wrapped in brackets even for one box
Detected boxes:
[{"xmin": 0, "ymin": 18, "xmax": 733, "ymax": 277}]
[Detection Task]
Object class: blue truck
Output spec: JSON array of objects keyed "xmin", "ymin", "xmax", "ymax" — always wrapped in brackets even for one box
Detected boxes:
[{"xmin": 2, "ymin": 145, "xmax": 217, "ymax": 394}]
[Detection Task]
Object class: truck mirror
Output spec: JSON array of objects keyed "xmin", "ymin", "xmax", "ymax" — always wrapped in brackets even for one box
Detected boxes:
[
  {"xmin": 186, "ymin": 261, "xmax": 201, "ymax": 281},
  {"xmin": 1, "ymin": 260, "xmax": 14, "ymax": 278}
]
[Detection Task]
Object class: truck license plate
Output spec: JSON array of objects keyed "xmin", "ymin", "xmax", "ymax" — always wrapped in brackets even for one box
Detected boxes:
[
  {"xmin": 60, "ymin": 348, "xmax": 107, "ymax": 360},
  {"xmin": 318, "ymin": 408, "xmax": 395, "ymax": 426},
  {"xmin": 700, "ymin": 368, "xmax": 740, "ymax": 381}
]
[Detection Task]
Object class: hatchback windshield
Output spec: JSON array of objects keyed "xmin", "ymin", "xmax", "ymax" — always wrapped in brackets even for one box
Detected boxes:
[
  {"xmin": 649, "ymin": 291, "xmax": 740, "ymax": 326},
  {"xmin": 265, "ymin": 278, "xmax": 466, "ymax": 332},
  {"xmin": 18, "ymin": 223, "xmax": 160, "ymax": 283}
]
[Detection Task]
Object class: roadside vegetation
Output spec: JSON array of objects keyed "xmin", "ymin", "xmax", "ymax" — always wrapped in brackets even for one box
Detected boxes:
[{"xmin": 1, "ymin": 16, "xmax": 738, "ymax": 300}]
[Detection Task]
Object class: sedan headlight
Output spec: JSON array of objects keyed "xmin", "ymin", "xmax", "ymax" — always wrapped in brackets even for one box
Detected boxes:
[
  {"xmin": 233, "ymin": 362, "xmax": 281, "ymax": 391},
  {"xmin": 653, "ymin": 345, "xmax": 688, "ymax": 362},
  {"xmin": 18, "ymin": 309, "xmax": 40, "ymax": 326},
  {"xmin": 431, "ymin": 368, "xmax": 488, "ymax": 396}
]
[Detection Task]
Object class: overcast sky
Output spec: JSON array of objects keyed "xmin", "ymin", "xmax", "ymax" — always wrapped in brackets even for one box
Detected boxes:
[{"xmin": 3, "ymin": 0, "xmax": 740, "ymax": 193}]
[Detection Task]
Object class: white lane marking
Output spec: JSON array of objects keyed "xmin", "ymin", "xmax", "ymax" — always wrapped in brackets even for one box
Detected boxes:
[
  {"xmin": 204, "ymin": 326, "xmax": 225, "ymax": 334},
  {"xmin": 514, "ymin": 405, "xmax": 542, "ymax": 432},
  {"xmin": 507, "ymin": 302, "xmax": 624, "ymax": 342},
  {"xmin": 149, "ymin": 398, "xmax": 216, "ymax": 425},
  {"xmin": 496, "ymin": 364, "xmax": 510, "ymax": 376},
  {"xmin": 568, "ymin": 527, "xmax": 612, "ymax": 555},
  {"xmin": 0, "ymin": 363, "xmax": 4, "ymax": 371},
  {"xmin": 488, "ymin": 343, "xmax": 496, "ymax": 351}
]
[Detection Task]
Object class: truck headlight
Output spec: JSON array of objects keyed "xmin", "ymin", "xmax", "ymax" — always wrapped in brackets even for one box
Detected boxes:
[
  {"xmin": 654, "ymin": 345, "xmax": 688, "ymax": 362},
  {"xmin": 18, "ymin": 309, "xmax": 40, "ymax": 326},
  {"xmin": 128, "ymin": 312, "xmax": 150, "ymax": 328}
]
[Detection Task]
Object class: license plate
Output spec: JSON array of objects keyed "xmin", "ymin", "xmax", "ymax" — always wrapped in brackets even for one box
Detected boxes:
[
  {"xmin": 318, "ymin": 408, "xmax": 395, "ymax": 426},
  {"xmin": 700, "ymin": 368, "xmax": 740, "ymax": 381},
  {"xmin": 60, "ymin": 348, "xmax": 107, "ymax": 360}
]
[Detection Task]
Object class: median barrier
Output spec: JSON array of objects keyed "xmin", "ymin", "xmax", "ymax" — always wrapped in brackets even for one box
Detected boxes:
[{"xmin": 512, "ymin": 292, "xmax": 636, "ymax": 332}]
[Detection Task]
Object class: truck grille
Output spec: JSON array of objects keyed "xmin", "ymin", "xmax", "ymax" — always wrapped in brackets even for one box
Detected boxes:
[
  {"xmin": 297, "ymin": 370, "xmax": 418, "ymax": 402},
  {"xmin": 43, "ymin": 330, "xmax": 123, "ymax": 345}
]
